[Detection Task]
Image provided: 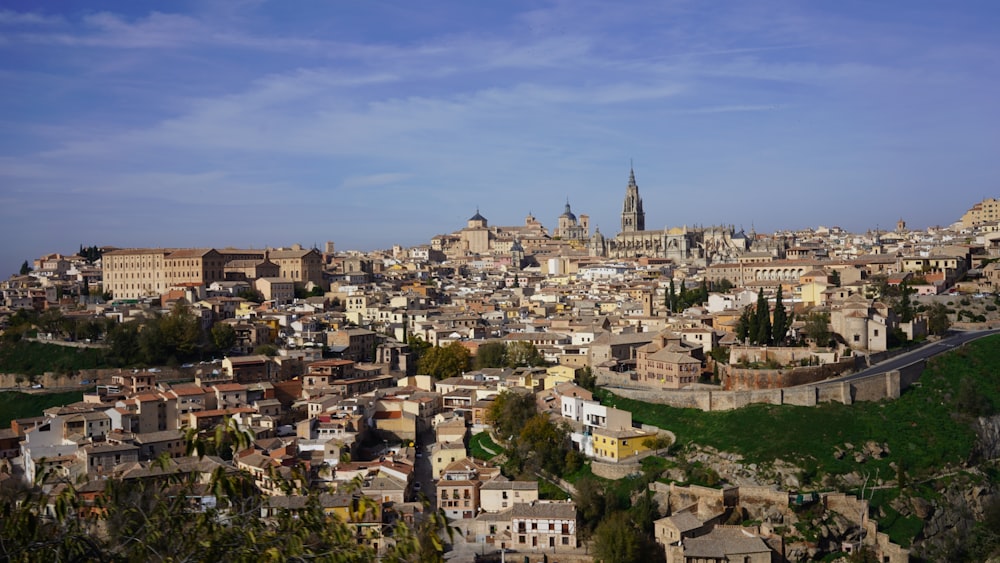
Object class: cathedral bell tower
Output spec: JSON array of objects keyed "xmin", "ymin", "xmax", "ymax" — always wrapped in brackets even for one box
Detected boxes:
[{"xmin": 621, "ymin": 167, "xmax": 645, "ymax": 233}]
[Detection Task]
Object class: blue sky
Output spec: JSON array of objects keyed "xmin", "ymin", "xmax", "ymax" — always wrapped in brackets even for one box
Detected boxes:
[{"xmin": 2, "ymin": 1, "xmax": 999, "ymax": 277}]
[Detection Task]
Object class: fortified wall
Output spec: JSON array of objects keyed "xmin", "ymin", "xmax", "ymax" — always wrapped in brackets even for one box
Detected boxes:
[{"xmin": 603, "ymin": 360, "xmax": 926, "ymax": 412}]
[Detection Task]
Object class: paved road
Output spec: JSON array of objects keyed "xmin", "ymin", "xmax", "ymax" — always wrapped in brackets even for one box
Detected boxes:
[{"xmin": 825, "ymin": 328, "xmax": 1000, "ymax": 385}]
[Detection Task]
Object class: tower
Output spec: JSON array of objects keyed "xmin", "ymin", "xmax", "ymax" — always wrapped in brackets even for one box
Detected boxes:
[{"xmin": 621, "ymin": 167, "xmax": 645, "ymax": 233}]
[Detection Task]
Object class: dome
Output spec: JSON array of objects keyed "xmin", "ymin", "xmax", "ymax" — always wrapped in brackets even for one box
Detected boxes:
[{"xmin": 560, "ymin": 201, "xmax": 576, "ymax": 221}]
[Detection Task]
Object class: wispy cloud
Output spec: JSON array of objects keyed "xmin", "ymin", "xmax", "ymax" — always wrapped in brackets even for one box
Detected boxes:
[
  {"xmin": 0, "ymin": 10, "xmax": 63, "ymax": 26},
  {"xmin": 339, "ymin": 173, "xmax": 412, "ymax": 191}
]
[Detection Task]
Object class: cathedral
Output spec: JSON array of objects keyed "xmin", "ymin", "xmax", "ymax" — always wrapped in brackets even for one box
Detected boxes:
[{"xmin": 589, "ymin": 168, "xmax": 752, "ymax": 266}]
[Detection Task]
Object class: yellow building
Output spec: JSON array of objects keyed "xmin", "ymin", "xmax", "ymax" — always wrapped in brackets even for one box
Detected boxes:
[
  {"xmin": 797, "ymin": 281, "xmax": 830, "ymax": 307},
  {"xmin": 544, "ymin": 365, "xmax": 579, "ymax": 390},
  {"xmin": 591, "ymin": 427, "xmax": 654, "ymax": 461}
]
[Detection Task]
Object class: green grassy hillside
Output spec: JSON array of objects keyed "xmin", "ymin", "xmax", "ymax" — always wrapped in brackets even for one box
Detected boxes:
[
  {"xmin": 0, "ymin": 341, "xmax": 110, "ymax": 377},
  {"xmin": 600, "ymin": 334, "xmax": 1000, "ymax": 482},
  {"xmin": 0, "ymin": 390, "xmax": 86, "ymax": 427}
]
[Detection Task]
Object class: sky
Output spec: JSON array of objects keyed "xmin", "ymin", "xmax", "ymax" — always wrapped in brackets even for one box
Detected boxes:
[{"xmin": 2, "ymin": 1, "xmax": 999, "ymax": 277}]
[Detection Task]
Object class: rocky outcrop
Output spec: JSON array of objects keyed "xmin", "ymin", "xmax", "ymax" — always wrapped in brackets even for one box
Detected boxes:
[{"xmin": 973, "ymin": 414, "xmax": 1000, "ymax": 461}]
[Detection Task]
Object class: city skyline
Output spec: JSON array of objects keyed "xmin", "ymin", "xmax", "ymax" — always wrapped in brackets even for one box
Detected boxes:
[{"xmin": 2, "ymin": 1, "xmax": 1000, "ymax": 277}]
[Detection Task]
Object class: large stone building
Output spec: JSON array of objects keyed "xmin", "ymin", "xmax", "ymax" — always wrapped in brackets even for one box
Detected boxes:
[
  {"xmin": 590, "ymin": 169, "xmax": 750, "ymax": 265},
  {"xmin": 103, "ymin": 245, "xmax": 322, "ymax": 300},
  {"xmin": 103, "ymin": 248, "xmax": 226, "ymax": 300}
]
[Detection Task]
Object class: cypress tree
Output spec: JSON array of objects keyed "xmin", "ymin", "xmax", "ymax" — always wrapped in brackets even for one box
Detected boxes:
[
  {"xmin": 754, "ymin": 288, "xmax": 771, "ymax": 345},
  {"xmin": 743, "ymin": 305, "xmax": 757, "ymax": 345},
  {"xmin": 772, "ymin": 284, "xmax": 788, "ymax": 345}
]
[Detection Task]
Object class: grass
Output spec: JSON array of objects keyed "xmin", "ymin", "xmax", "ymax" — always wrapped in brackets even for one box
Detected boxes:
[
  {"xmin": 0, "ymin": 390, "xmax": 86, "ymax": 427},
  {"xmin": 867, "ymin": 489, "xmax": 924, "ymax": 547},
  {"xmin": 597, "ymin": 334, "xmax": 1000, "ymax": 483},
  {"xmin": 0, "ymin": 341, "xmax": 111, "ymax": 376},
  {"xmin": 538, "ymin": 479, "xmax": 571, "ymax": 500},
  {"xmin": 469, "ymin": 431, "xmax": 502, "ymax": 461}
]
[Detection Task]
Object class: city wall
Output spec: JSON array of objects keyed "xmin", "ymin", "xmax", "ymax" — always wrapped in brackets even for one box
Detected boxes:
[
  {"xmin": 0, "ymin": 366, "xmax": 197, "ymax": 392},
  {"xmin": 605, "ymin": 362, "xmax": 927, "ymax": 413},
  {"xmin": 722, "ymin": 357, "xmax": 854, "ymax": 391}
]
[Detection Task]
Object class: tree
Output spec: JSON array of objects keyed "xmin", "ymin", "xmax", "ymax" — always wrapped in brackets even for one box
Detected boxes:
[
  {"xmin": 237, "ymin": 288, "xmax": 263, "ymax": 303},
  {"xmin": 667, "ymin": 278, "xmax": 678, "ymax": 313},
  {"xmin": 754, "ymin": 288, "xmax": 771, "ymax": 346},
  {"xmin": 737, "ymin": 305, "xmax": 754, "ymax": 344},
  {"xmin": 804, "ymin": 311, "xmax": 831, "ymax": 346},
  {"xmin": 592, "ymin": 511, "xmax": 643, "ymax": 563},
  {"xmin": 407, "ymin": 335, "xmax": 432, "ymax": 362},
  {"xmin": 716, "ymin": 278, "xmax": 734, "ymax": 293},
  {"xmin": 253, "ymin": 344, "xmax": 279, "ymax": 357},
  {"xmin": 474, "ymin": 341, "xmax": 507, "ymax": 369},
  {"xmin": 772, "ymin": 284, "xmax": 789, "ymax": 345},
  {"xmin": 515, "ymin": 414, "xmax": 569, "ymax": 475},
  {"xmin": 576, "ymin": 366, "xmax": 597, "ymax": 391},
  {"xmin": 211, "ymin": 323, "xmax": 237, "ymax": 352},
  {"xmin": 486, "ymin": 389, "xmax": 536, "ymax": 442},
  {"xmin": 19, "ymin": 260, "xmax": 32, "ymax": 275},
  {"xmin": 898, "ymin": 281, "xmax": 915, "ymax": 323},
  {"xmin": 417, "ymin": 342, "xmax": 470, "ymax": 379},
  {"xmin": 926, "ymin": 302, "xmax": 952, "ymax": 335},
  {"xmin": 505, "ymin": 340, "xmax": 544, "ymax": 367},
  {"xmin": 574, "ymin": 477, "xmax": 609, "ymax": 539}
]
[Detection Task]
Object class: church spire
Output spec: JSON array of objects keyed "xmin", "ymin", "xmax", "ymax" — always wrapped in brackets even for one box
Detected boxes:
[{"xmin": 621, "ymin": 165, "xmax": 645, "ymax": 233}]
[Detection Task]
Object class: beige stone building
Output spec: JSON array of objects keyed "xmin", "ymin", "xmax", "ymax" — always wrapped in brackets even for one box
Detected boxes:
[
  {"xmin": 104, "ymin": 245, "xmax": 322, "ymax": 300},
  {"xmin": 103, "ymin": 248, "xmax": 225, "ymax": 300},
  {"xmin": 255, "ymin": 277, "xmax": 294, "ymax": 304},
  {"xmin": 961, "ymin": 197, "xmax": 1000, "ymax": 228}
]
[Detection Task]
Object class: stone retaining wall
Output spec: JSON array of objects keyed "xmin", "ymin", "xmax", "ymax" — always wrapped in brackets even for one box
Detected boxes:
[{"xmin": 607, "ymin": 368, "xmax": 910, "ymax": 412}]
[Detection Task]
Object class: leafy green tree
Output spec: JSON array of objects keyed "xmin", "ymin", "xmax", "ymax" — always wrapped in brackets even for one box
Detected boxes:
[
  {"xmin": 804, "ymin": 311, "xmax": 831, "ymax": 346},
  {"xmin": 253, "ymin": 344, "xmax": 279, "ymax": 357},
  {"xmin": 927, "ymin": 302, "xmax": 951, "ymax": 335},
  {"xmin": 474, "ymin": 341, "xmax": 507, "ymax": 369},
  {"xmin": 592, "ymin": 511, "xmax": 643, "ymax": 563},
  {"xmin": 417, "ymin": 342, "xmax": 470, "ymax": 379},
  {"xmin": 19, "ymin": 260, "xmax": 32, "ymax": 275},
  {"xmin": 407, "ymin": 335, "xmax": 432, "ymax": 362},
  {"xmin": 211, "ymin": 323, "xmax": 237, "ymax": 352},
  {"xmin": 105, "ymin": 321, "xmax": 141, "ymax": 365},
  {"xmin": 716, "ymin": 278, "xmax": 734, "ymax": 292},
  {"xmin": 505, "ymin": 340, "xmax": 544, "ymax": 367},
  {"xmin": 486, "ymin": 389, "xmax": 536, "ymax": 442},
  {"xmin": 515, "ymin": 414, "xmax": 569, "ymax": 475},
  {"xmin": 237, "ymin": 288, "xmax": 263, "ymax": 303},
  {"xmin": 573, "ymin": 477, "xmax": 609, "ymax": 539},
  {"xmin": 576, "ymin": 366, "xmax": 597, "ymax": 391},
  {"xmin": 772, "ymin": 284, "xmax": 789, "ymax": 345}
]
